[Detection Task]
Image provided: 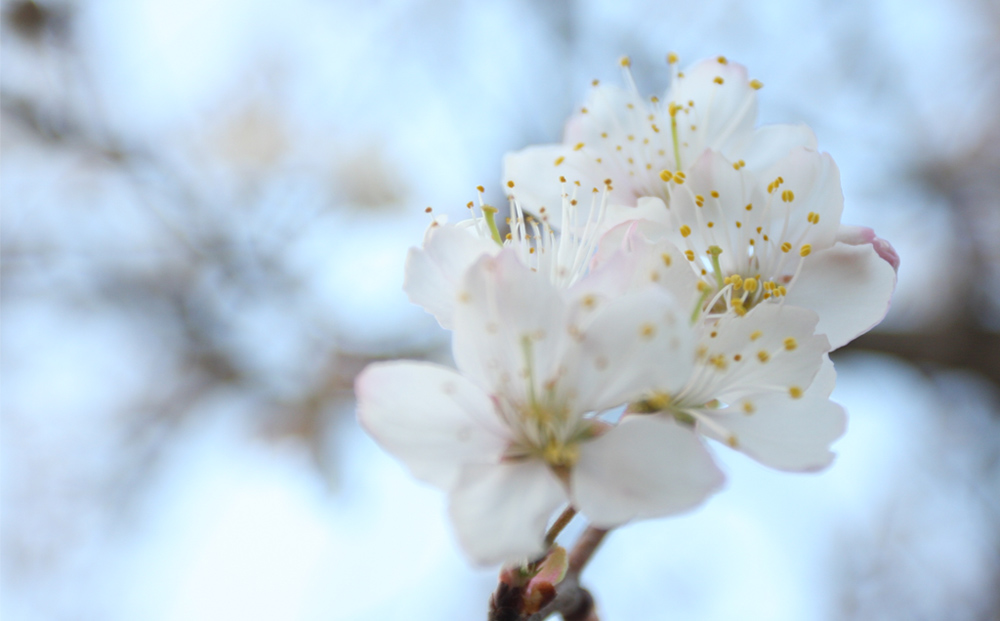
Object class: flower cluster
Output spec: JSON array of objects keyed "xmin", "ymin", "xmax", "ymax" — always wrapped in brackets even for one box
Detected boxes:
[{"xmin": 355, "ymin": 55, "xmax": 898, "ymax": 566}]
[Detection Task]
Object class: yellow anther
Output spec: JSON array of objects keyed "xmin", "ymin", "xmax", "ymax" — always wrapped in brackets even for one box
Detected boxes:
[
  {"xmin": 476, "ymin": 185, "xmax": 485, "ymax": 193},
  {"xmin": 581, "ymin": 107, "xmax": 588, "ymax": 114},
  {"xmin": 627, "ymin": 134, "xmax": 635, "ymax": 141},
  {"xmin": 781, "ymin": 189, "xmax": 795, "ymax": 202},
  {"xmin": 707, "ymin": 221, "xmax": 715, "ymax": 228},
  {"xmin": 695, "ymin": 195, "xmax": 705, "ymax": 207},
  {"xmin": 733, "ymin": 354, "xmax": 742, "ymax": 361},
  {"xmin": 710, "ymin": 190, "xmax": 719, "ymax": 198},
  {"xmin": 667, "ymin": 52, "xmax": 679, "ymax": 64},
  {"xmin": 674, "ymin": 171, "xmax": 686, "ymax": 183},
  {"xmin": 620, "ymin": 56, "xmax": 631, "ymax": 67},
  {"xmin": 466, "ymin": 201, "xmax": 474, "ymax": 208},
  {"xmin": 743, "ymin": 277, "xmax": 758, "ymax": 292},
  {"xmin": 713, "ymin": 76, "xmax": 724, "ymax": 85},
  {"xmin": 640, "ymin": 323, "xmax": 656, "ymax": 339},
  {"xmin": 652, "ymin": 123, "xmax": 660, "ymax": 133},
  {"xmin": 680, "ymin": 225, "xmax": 692, "ymax": 237},
  {"xmin": 659, "ymin": 169, "xmax": 674, "ymax": 182},
  {"xmin": 573, "ymin": 142, "xmax": 585, "ymax": 151},
  {"xmin": 735, "ymin": 221, "xmax": 742, "ymax": 228},
  {"xmin": 507, "ymin": 180, "xmax": 515, "ymax": 189},
  {"xmin": 685, "ymin": 250, "xmax": 695, "ymax": 261},
  {"xmin": 781, "ymin": 242, "xmax": 792, "ymax": 253},
  {"xmin": 749, "ymin": 79, "xmax": 764, "ymax": 90},
  {"xmin": 777, "ymin": 285, "xmax": 787, "ymax": 296},
  {"xmin": 742, "ymin": 401, "xmax": 755, "ymax": 414},
  {"xmin": 731, "ymin": 299, "xmax": 747, "ymax": 316},
  {"xmin": 661, "ymin": 253, "xmax": 672, "ymax": 266},
  {"xmin": 668, "ymin": 102, "xmax": 682, "ymax": 117},
  {"xmin": 678, "ymin": 71, "xmax": 685, "ymax": 78},
  {"xmin": 789, "ymin": 386, "xmax": 803, "ymax": 399},
  {"xmin": 554, "ymin": 156, "xmax": 565, "ymax": 166},
  {"xmin": 601, "ymin": 132, "xmax": 608, "ymax": 138},
  {"xmin": 559, "ymin": 175, "xmax": 566, "ymax": 183},
  {"xmin": 745, "ymin": 203, "xmax": 753, "ymax": 211},
  {"xmin": 807, "ymin": 211, "xmax": 820, "ymax": 224},
  {"xmin": 651, "ymin": 96, "xmax": 660, "ymax": 103},
  {"xmin": 592, "ymin": 79, "xmax": 600, "ymax": 86},
  {"xmin": 799, "ymin": 244, "xmax": 812, "ymax": 257},
  {"xmin": 717, "ymin": 55, "xmax": 728, "ymax": 64},
  {"xmin": 730, "ymin": 274, "xmax": 743, "ymax": 289},
  {"xmin": 750, "ymin": 330, "xmax": 763, "ymax": 341},
  {"xmin": 757, "ymin": 350, "xmax": 770, "ymax": 362},
  {"xmin": 697, "ymin": 280, "xmax": 710, "ymax": 292},
  {"xmin": 784, "ymin": 337, "xmax": 798, "ymax": 351},
  {"xmin": 726, "ymin": 435, "xmax": 739, "ymax": 448}
]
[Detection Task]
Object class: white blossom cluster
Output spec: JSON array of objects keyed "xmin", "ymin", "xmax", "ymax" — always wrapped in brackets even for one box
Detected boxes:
[{"xmin": 355, "ymin": 55, "xmax": 899, "ymax": 566}]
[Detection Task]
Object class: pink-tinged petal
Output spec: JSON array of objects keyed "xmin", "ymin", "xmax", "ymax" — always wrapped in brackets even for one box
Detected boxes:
[
  {"xmin": 449, "ymin": 460, "xmax": 566, "ymax": 565},
  {"xmin": 784, "ymin": 242, "xmax": 898, "ymax": 349},
  {"xmin": 452, "ymin": 251, "xmax": 571, "ymax": 400},
  {"xmin": 697, "ymin": 357, "xmax": 846, "ymax": 472},
  {"xmin": 568, "ymin": 286, "xmax": 695, "ymax": 411},
  {"xmin": 687, "ymin": 304, "xmax": 829, "ymax": 406},
  {"xmin": 836, "ymin": 225, "xmax": 900, "ymax": 272},
  {"xmin": 572, "ymin": 416, "xmax": 724, "ymax": 528},
  {"xmin": 727, "ymin": 123, "xmax": 818, "ymax": 176},
  {"xmin": 355, "ymin": 361, "xmax": 510, "ymax": 489},
  {"xmin": 665, "ymin": 58, "xmax": 759, "ymax": 166},
  {"xmin": 404, "ymin": 223, "xmax": 500, "ymax": 329},
  {"xmin": 581, "ymin": 221, "xmax": 700, "ymax": 313}
]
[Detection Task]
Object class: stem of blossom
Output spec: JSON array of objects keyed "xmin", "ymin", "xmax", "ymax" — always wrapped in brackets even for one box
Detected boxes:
[
  {"xmin": 544, "ymin": 506, "xmax": 577, "ymax": 547},
  {"xmin": 568, "ymin": 526, "xmax": 609, "ymax": 575}
]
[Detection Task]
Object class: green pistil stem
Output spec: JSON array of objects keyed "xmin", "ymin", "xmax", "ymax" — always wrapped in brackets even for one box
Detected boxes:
[
  {"xmin": 482, "ymin": 205, "xmax": 503, "ymax": 246},
  {"xmin": 708, "ymin": 246, "xmax": 725, "ymax": 290},
  {"xmin": 691, "ymin": 287, "xmax": 713, "ymax": 324}
]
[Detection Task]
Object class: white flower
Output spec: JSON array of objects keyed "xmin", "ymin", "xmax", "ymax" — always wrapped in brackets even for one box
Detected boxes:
[
  {"xmin": 503, "ymin": 55, "xmax": 816, "ymax": 219},
  {"xmin": 599, "ymin": 147, "xmax": 898, "ymax": 348},
  {"xmin": 404, "ymin": 180, "xmax": 614, "ymax": 329},
  {"xmin": 595, "ymin": 232, "xmax": 846, "ymax": 471},
  {"xmin": 357, "ymin": 250, "xmax": 723, "ymax": 564},
  {"xmin": 643, "ymin": 304, "xmax": 845, "ymax": 471}
]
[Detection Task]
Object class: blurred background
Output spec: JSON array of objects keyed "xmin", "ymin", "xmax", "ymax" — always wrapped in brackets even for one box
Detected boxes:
[{"xmin": 2, "ymin": 0, "xmax": 999, "ymax": 619}]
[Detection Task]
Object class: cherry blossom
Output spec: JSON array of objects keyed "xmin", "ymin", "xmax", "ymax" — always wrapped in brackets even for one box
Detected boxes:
[
  {"xmin": 404, "ymin": 180, "xmax": 615, "ymax": 329},
  {"xmin": 358, "ymin": 250, "xmax": 723, "ymax": 564},
  {"xmin": 598, "ymin": 147, "xmax": 898, "ymax": 348}
]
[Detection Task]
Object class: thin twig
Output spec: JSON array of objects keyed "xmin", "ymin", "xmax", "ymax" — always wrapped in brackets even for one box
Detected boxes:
[{"xmin": 544, "ymin": 506, "xmax": 578, "ymax": 547}]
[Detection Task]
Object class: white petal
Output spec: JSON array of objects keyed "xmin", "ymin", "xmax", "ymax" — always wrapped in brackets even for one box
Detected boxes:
[
  {"xmin": 449, "ymin": 460, "xmax": 566, "ymax": 565},
  {"xmin": 503, "ymin": 145, "xmax": 593, "ymax": 217},
  {"xmin": 569, "ymin": 286, "xmax": 695, "ymax": 411},
  {"xmin": 451, "ymin": 251, "xmax": 571, "ymax": 400},
  {"xmin": 727, "ymin": 123, "xmax": 818, "ymax": 175},
  {"xmin": 666, "ymin": 58, "xmax": 758, "ymax": 167},
  {"xmin": 355, "ymin": 361, "xmax": 510, "ymax": 488},
  {"xmin": 784, "ymin": 242, "xmax": 898, "ymax": 349},
  {"xmin": 686, "ymin": 304, "xmax": 829, "ymax": 406},
  {"xmin": 697, "ymin": 357, "xmax": 846, "ymax": 471},
  {"xmin": 404, "ymin": 223, "xmax": 499, "ymax": 329},
  {"xmin": 757, "ymin": 146, "xmax": 843, "ymax": 252},
  {"xmin": 572, "ymin": 416, "xmax": 724, "ymax": 528}
]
